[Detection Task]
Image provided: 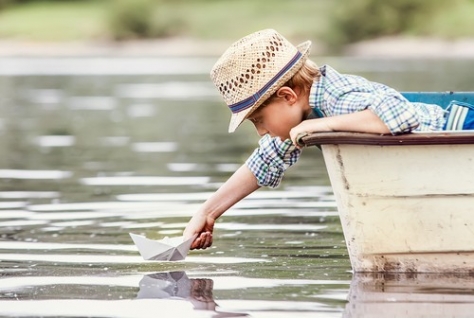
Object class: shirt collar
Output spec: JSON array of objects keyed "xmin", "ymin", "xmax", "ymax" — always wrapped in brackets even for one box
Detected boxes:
[{"xmin": 308, "ymin": 65, "xmax": 326, "ymax": 117}]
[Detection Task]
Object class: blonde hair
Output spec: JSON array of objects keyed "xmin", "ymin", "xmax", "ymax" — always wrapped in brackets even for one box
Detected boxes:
[{"xmin": 261, "ymin": 59, "xmax": 320, "ymax": 107}]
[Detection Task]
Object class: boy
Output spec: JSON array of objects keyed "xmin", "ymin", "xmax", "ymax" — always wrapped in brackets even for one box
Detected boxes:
[{"xmin": 183, "ymin": 29, "xmax": 474, "ymax": 250}]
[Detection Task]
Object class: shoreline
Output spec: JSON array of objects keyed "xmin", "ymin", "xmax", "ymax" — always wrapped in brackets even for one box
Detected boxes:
[
  {"xmin": 0, "ymin": 38, "xmax": 231, "ymax": 57},
  {"xmin": 1, "ymin": 36, "xmax": 474, "ymax": 58},
  {"xmin": 344, "ymin": 36, "xmax": 474, "ymax": 59}
]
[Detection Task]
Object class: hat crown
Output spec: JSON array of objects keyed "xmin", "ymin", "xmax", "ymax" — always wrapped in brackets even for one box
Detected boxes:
[{"xmin": 210, "ymin": 29, "xmax": 299, "ymax": 108}]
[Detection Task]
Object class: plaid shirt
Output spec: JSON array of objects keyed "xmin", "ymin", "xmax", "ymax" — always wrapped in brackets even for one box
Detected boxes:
[
  {"xmin": 311, "ymin": 65, "xmax": 446, "ymax": 133},
  {"xmin": 246, "ymin": 64, "xmax": 446, "ymax": 188}
]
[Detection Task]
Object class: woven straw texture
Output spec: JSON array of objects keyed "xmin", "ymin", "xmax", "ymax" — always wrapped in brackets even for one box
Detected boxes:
[{"xmin": 210, "ymin": 29, "xmax": 311, "ymax": 132}]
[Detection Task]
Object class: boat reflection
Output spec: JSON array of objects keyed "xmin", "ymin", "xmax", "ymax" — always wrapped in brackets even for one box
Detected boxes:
[
  {"xmin": 344, "ymin": 272, "xmax": 474, "ymax": 317},
  {"xmin": 137, "ymin": 271, "xmax": 249, "ymax": 318}
]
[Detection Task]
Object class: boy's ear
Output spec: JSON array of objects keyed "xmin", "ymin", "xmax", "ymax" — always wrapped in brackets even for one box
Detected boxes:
[{"xmin": 276, "ymin": 86, "xmax": 298, "ymax": 104}]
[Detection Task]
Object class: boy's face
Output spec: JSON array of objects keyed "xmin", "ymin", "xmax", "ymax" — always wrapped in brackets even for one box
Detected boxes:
[{"xmin": 246, "ymin": 87, "xmax": 306, "ymax": 141}]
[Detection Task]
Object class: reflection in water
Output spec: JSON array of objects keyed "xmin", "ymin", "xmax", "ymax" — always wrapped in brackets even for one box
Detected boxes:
[
  {"xmin": 138, "ymin": 272, "xmax": 249, "ymax": 317},
  {"xmin": 345, "ymin": 272, "xmax": 474, "ymax": 318}
]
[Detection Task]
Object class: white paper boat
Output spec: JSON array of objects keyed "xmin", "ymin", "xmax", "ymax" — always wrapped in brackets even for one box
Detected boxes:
[{"xmin": 129, "ymin": 233, "xmax": 196, "ymax": 261}]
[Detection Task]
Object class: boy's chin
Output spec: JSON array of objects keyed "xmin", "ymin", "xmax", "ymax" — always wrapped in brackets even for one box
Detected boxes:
[
  {"xmin": 266, "ymin": 134, "xmax": 290, "ymax": 142},
  {"xmin": 278, "ymin": 135, "xmax": 291, "ymax": 142}
]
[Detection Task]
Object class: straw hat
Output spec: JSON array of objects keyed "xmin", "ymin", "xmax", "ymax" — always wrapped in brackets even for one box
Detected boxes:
[{"xmin": 210, "ymin": 29, "xmax": 312, "ymax": 133}]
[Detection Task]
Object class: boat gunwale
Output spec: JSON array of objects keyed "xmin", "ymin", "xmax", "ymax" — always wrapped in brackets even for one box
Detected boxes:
[{"xmin": 299, "ymin": 131, "xmax": 474, "ymax": 146}]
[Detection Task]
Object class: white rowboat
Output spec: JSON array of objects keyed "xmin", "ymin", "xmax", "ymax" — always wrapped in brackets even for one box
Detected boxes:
[{"xmin": 299, "ymin": 92, "xmax": 474, "ymax": 272}]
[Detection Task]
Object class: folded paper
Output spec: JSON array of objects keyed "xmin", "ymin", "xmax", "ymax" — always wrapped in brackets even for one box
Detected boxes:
[{"xmin": 130, "ymin": 233, "xmax": 196, "ymax": 261}]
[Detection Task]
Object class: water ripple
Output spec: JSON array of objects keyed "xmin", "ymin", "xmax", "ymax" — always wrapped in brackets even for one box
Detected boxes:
[
  {"xmin": 0, "ymin": 191, "xmax": 59, "ymax": 199},
  {"xmin": 80, "ymin": 176, "xmax": 210, "ymax": 186},
  {"xmin": 131, "ymin": 142, "xmax": 177, "ymax": 153},
  {"xmin": 0, "ymin": 57, "xmax": 215, "ymax": 76},
  {"xmin": 32, "ymin": 135, "xmax": 75, "ymax": 147},
  {"xmin": 0, "ymin": 169, "xmax": 72, "ymax": 180},
  {"xmin": 115, "ymin": 82, "xmax": 217, "ymax": 100},
  {"xmin": 0, "ymin": 253, "xmax": 267, "ymax": 265}
]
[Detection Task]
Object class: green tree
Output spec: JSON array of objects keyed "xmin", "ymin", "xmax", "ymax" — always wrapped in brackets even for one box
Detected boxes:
[
  {"xmin": 326, "ymin": 0, "xmax": 450, "ymax": 51},
  {"xmin": 107, "ymin": 0, "xmax": 185, "ymax": 41}
]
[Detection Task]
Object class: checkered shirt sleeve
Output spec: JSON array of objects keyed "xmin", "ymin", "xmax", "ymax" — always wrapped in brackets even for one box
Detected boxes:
[
  {"xmin": 320, "ymin": 67, "xmax": 446, "ymax": 133},
  {"xmin": 324, "ymin": 75, "xmax": 419, "ymax": 134},
  {"xmin": 245, "ymin": 134, "xmax": 302, "ymax": 188},
  {"xmin": 337, "ymin": 90, "xmax": 419, "ymax": 134}
]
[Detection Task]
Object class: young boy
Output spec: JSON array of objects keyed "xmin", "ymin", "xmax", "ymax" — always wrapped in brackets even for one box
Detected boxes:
[{"xmin": 183, "ymin": 29, "xmax": 474, "ymax": 250}]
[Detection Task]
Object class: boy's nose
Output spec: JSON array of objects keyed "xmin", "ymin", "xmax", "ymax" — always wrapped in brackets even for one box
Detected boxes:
[{"xmin": 255, "ymin": 124, "xmax": 269, "ymax": 136}]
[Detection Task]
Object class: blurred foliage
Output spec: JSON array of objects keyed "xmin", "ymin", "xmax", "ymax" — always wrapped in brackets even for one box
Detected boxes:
[
  {"xmin": 107, "ymin": 0, "xmax": 185, "ymax": 40},
  {"xmin": 0, "ymin": 0, "xmax": 333, "ymax": 43},
  {"xmin": 0, "ymin": 0, "xmax": 107, "ymax": 41},
  {"xmin": 0, "ymin": 0, "xmax": 11, "ymax": 10},
  {"xmin": 0, "ymin": 0, "xmax": 78, "ymax": 8},
  {"xmin": 326, "ymin": 0, "xmax": 452, "ymax": 51},
  {"xmin": 0, "ymin": 0, "xmax": 474, "ymax": 51}
]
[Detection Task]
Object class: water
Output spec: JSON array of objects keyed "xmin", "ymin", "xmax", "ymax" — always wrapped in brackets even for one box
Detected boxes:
[{"xmin": 1, "ymin": 56, "xmax": 474, "ymax": 317}]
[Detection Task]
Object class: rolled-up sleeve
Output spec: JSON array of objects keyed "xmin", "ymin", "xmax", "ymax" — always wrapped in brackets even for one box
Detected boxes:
[{"xmin": 245, "ymin": 135, "xmax": 302, "ymax": 188}]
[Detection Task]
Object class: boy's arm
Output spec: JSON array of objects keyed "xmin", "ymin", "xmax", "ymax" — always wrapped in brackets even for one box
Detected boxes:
[
  {"xmin": 290, "ymin": 109, "xmax": 390, "ymax": 146},
  {"xmin": 183, "ymin": 164, "xmax": 260, "ymax": 250}
]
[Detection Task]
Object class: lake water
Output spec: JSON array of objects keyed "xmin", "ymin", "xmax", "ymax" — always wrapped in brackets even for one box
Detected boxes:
[{"xmin": 1, "ymin": 56, "xmax": 474, "ymax": 318}]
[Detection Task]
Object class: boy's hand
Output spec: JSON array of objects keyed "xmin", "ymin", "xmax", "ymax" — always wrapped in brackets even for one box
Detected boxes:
[
  {"xmin": 290, "ymin": 119, "xmax": 333, "ymax": 147},
  {"xmin": 183, "ymin": 211, "xmax": 215, "ymax": 250}
]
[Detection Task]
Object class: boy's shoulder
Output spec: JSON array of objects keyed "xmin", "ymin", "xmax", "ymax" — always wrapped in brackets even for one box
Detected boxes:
[
  {"xmin": 321, "ymin": 64, "xmax": 375, "ymax": 95},
  {"xmin": 322, "ymin": 65, "xmax": 366, "ymax": 85}
]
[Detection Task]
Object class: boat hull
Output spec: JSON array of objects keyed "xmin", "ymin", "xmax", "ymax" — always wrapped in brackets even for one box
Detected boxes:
[{"xmin": 321, "ymin": 141, "xmax": 474, "ymax": 272}]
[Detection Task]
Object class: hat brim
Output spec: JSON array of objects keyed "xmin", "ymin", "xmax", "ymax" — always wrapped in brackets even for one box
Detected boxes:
[{"xmin": 228, "ymin": 40, "xmax": 312, "ymax": 133}]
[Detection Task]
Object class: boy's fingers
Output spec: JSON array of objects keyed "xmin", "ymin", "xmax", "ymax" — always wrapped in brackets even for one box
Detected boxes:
[
  {"xmin": 190, "ymin": 236, "xmax": 201, "ymax": 250},
  {"xmin": 203, "ymin": 233, "xmax": 213, "ymax": 248},
  {"xmin": 191, "ymin": 232, "xmax": 212, "ymax": 250}
]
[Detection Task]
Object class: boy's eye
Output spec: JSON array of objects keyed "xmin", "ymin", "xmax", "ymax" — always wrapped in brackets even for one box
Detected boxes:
[{"xmin": 249, "ymin": 117, "xmax": 263, "ymax": 124}]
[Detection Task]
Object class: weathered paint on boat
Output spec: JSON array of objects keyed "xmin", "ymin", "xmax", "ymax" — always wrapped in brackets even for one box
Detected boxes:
[{"xmin": 300, "ymin": 92, "xmax": 474, "ymax": 273}]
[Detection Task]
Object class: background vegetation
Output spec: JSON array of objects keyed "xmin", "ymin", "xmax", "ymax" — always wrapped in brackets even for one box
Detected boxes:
[{"xmin": 1, "ymin": 0, "xmax": 474, "ymax": 53}]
